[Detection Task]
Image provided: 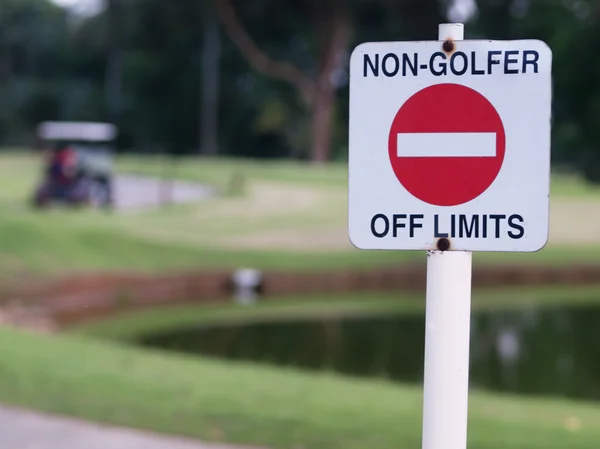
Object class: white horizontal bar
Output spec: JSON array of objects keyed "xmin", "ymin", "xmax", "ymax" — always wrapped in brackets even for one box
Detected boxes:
[{"xmin": 396, "ymin": 132, "xmax": 496, "ymax": 158}]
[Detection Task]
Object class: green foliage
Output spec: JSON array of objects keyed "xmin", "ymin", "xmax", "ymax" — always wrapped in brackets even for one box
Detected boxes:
[
  {"xmin": 1, "ymin": 0, "xmax": 600, "ymax": 173},
  {"xmin": 0, "ymin": 0, "xmax": 68, "ymax": 142},
  {"xmin": 470, "ymin": 0, "xmax": 600, "ymax": 179}
]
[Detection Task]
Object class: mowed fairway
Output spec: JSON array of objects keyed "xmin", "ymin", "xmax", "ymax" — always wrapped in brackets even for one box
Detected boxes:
[
  {"xmin": 118, "ymin": 154, "xmax": 600, "ymax": 252},
  {"xmin": 1, "ymin": 151, "xmax": 600, "ymax": 278}
]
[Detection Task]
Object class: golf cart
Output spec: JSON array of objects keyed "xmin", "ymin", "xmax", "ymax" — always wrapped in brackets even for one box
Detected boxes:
[{"xmin": 32, "ymin": 121, "xmax": 117, "ymax": 209}]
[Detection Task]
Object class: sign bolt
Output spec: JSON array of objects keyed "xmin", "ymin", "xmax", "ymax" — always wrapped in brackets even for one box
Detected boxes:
[
  {"xmin": 437, "ymin": 238, "xmax": 451, "ymax": 251},
  {"xmin": 443, "ymin": 39, "xmax": 455, "ymax": 53}
]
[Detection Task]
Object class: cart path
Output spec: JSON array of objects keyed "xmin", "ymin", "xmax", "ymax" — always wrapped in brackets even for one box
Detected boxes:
[
  {"xmin": 113, "ymin": 174, "xmax": 216, "ymax": 211},
  {"xmin": 0, "ymin": 404, "xmax": 263, "ymax": 449}
]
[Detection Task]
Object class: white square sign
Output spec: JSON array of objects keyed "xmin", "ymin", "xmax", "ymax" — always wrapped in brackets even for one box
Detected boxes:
[{"xmin": 348, "ymin": 39, "xmax": 552, "ymax": 252}]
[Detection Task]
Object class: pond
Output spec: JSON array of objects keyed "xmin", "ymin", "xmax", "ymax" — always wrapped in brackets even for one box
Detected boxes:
[{"xmin": 136, "ymin": 304, "xmax": 600, "ymax": 400}]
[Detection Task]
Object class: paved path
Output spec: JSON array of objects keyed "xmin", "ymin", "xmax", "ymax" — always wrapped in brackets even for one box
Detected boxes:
[
  {"xmin": 0, "ymin": 405, "xmax": 260, "ymax": 449},
  {"xmin": 112, "ymin": 175, "xmax": 216, "ymax": 212}
]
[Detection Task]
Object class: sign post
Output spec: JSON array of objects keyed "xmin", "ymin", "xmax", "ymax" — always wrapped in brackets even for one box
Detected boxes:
[
  {"xmin": 348, "ymin": 22, "xmax": 552, "ymax": 449},
  {"xmin": 421, "ymin": 25, "xmax": 471, "ymax": 449}
]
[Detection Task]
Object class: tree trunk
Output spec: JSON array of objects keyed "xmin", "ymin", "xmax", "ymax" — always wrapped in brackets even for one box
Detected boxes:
[
  {"xmin": 200, "ymin": 6, "xmax": 221, "ymax": 155},
  {"xmin": 0, "ymin": 46, "xmax": 12, "ymax": 142},
  {"xmin": 105, "ymin": 0, "xmax": 123, "ymax": 126},
  {"xmin": 308, "ymin": 0, "xmax": 350, "ymax": 163},
  {"xmin": 213, "ymin": 0, "xmax": 350, "ymax": 163},
  {"xmin": 310, "ymin": 82, "xmax": 336, "ymax": 163}
]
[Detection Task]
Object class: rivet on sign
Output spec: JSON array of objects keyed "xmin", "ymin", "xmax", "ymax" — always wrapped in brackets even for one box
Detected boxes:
[
  {"xmin": 442, "ymin": 40, "xmax": 454, "ymax": 53},
  {"xmin": 437, "ymin": 238, "xmax": 451, "ymax": 252}
]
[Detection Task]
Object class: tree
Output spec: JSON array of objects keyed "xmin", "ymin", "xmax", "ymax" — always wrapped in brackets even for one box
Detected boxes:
[
  {"xmin": 105, "ymin": 0, "xmax": 124, "ymax": 127},
  {"xmin": 0, "ymin": 0, "xmax": 70, "ymax": 143},
  {"xmin": 213, "ymin": 0, "xmax": 352, "ymax": 163},
  {"xmin": 200, "ymin": 3, "xmax": 221, "ymax": 155},
  {"xmin": 470, "ymin": 0, "xmax": 600, "ymax": 182}
]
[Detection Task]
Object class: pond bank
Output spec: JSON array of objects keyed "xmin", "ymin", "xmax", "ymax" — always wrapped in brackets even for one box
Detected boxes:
[
  {"xmin": 3, "ymin": 263, "xmax": 600, "ymax": 329},
  {"xmin": 73, "ymin": 285, "xmax": 600, "ymax": 341}
]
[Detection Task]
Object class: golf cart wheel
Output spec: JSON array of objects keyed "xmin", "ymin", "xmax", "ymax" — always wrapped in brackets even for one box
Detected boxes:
[{"xmin": 88, "ymin": 179, "xmax": 113, "ymax": 209}]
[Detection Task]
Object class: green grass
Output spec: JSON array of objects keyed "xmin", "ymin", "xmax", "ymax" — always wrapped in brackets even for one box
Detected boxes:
[
  {"xmin": 2, "ymin": 150, "xmax": 599, "ymax": 449},
  {"xmin": 0, "ymin": 215, "xmax": 209, "ymax": 275},
  {"xmin": 72, "ymin": 284, "xmax": 600, "ymax": 341},
  {"xmin": 0, "ymin": 326, "xmax": 598, "ymax": 449},
  {"xmin": 0, "ymin": 152, "xmax": 404, "ymax": 277},
  {"xmin": 2, "ymin": 148, "xmax": 600, "ymax": 448},
  {"xmin": 0, "ymin": 211, "xmax": 411, "ymax": 276},
  {"xmin": 118, "ymin": 154, "xmax": 600, "ymax": 197},
  {"xmin": 116, "ymin": 154, "xmax": 350, "ymax": 190},
  {"xmin": 1, "ymin": 150, "xmax": 600, "ymax": 278}
]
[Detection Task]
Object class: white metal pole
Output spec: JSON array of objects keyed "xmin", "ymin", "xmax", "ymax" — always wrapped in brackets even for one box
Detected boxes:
[{"xmin": 421, "ymin": 22, "xmax": 473, "ymax": 449}]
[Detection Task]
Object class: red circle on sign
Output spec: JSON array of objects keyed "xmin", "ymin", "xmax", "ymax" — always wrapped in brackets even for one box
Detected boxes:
[{"xmin": 388, "ymin": 83, "xmax": 506, "ymax": 206}]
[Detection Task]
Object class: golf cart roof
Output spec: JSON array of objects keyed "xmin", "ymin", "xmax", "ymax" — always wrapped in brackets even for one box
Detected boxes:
[{"xmin": 37, "ymin": 121, "xmax": 118, "ymax": 142}]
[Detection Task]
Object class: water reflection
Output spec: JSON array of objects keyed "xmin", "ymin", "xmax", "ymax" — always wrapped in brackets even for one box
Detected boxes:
[{"xmin": 136, "ymin": 304, "xmax": 600, "ymax": 399}]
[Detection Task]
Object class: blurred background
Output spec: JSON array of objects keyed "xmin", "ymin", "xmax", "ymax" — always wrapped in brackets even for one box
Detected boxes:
[{"xmin": 0, "ymin": 0, "xmax": 599, "ymax": 448}]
